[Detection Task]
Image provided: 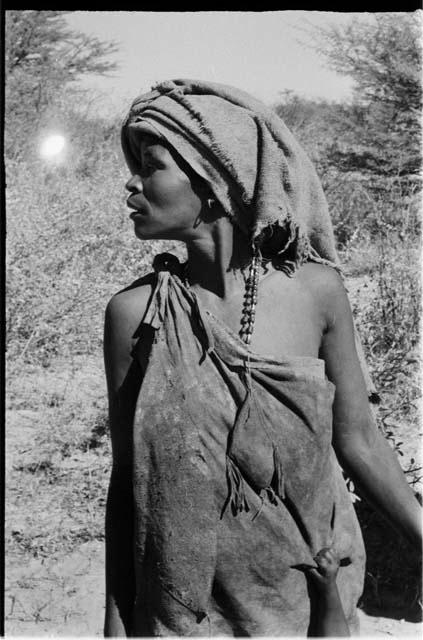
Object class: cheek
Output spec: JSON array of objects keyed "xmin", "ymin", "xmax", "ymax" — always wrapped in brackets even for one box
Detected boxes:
[{"xmin": 150, "ymin": 172, "xmax": 202, "ymax": 213}]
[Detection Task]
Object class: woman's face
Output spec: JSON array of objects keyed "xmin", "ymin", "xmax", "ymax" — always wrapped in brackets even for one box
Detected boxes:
[{"xmin": 125, "ymin": 136, "xmax": 205, "ymax": 241}]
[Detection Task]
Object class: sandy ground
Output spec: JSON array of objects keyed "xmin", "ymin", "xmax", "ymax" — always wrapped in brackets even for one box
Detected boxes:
[
  {"xmin": 5, "ymin": 538, "xmax": 422, "ymax": 638},
  {"xmin": 6, "ymin": 393, "xmax": 422, "ymax": 639}
]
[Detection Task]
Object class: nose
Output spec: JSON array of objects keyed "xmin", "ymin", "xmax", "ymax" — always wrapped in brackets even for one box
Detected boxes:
[{"xmin": 125, "ymin": 174, "xmax": 143, "ymax": 194}]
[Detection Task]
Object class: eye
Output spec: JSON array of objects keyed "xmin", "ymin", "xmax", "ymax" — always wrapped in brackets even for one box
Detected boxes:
[
  {"xmin": 140, "ymin": 153, "xmax": 165, "ymax": 177},
  {"xmin": 141, "ymin": 161, "xmax": 155, "ymax": 176},
  {"xmin": 135, "ymin": 155, "xmax": 155, "ymax": 177}
]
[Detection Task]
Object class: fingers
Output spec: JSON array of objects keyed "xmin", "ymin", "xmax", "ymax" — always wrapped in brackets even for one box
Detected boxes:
[
  {"xmin": 313, "ymin": 547, "xmax": 341, "ymax": 578},
  {"xmin": 306, "ymin": 566, "xmax": 336, "ymax": 589},
  {"xmin": 314, "ymin": 547, "xmax": 340, "ymax": 565},
  {"xmin": 306, "ymin": 567, "xmax": 322, "ymax": 580}
]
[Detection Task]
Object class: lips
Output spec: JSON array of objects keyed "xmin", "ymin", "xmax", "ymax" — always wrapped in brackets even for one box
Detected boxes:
[
  {"xmin": 129, "ymin": 211, "xmax": 146, "ymax": 221},
  {"xmin": 127, "ymin": 196, "xmax": 149, "ymax": 216}
]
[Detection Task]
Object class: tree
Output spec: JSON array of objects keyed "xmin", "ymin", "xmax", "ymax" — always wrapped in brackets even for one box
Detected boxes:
[
  {"xmin": 309, "ymin": 13, "xmax": 422, "ymax": 180},
  {"xmin": 5, "ymin": 11, "xmax": 119, "ymax": 158},
  {"xmin": 273, "ymin": 90, "xmax": 347, "ymax": 167}
]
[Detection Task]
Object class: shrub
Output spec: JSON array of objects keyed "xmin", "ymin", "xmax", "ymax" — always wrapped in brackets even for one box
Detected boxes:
[{"xmin": 6, "ymin": 107, "xmax": 184, "ymax": 369}]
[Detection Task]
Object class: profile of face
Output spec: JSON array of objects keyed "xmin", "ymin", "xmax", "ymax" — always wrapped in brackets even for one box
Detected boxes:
[{"xmin": 125, "ymin": 135, "xmax": 209, "ymax": 241}]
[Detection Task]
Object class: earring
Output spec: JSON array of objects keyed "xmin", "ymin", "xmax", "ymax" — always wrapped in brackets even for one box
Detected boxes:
[{"xmin": 207, "ymin": 198, "xmax": 215, "ymax": 209}]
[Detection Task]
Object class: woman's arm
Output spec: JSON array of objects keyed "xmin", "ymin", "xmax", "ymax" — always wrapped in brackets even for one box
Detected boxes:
[
  {"xmin": 105, "ymin": 464, "xmax": 135, "ymax": 637},
  {"xmin": 103, "ymin": 288, "xmax": 149, "ymax": 637},
  {"xmin": 319, "ymin": 268, "xmax": 422, "ymax": 551}
]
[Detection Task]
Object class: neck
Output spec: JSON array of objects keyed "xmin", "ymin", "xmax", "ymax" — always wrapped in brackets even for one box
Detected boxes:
[{"xmin": 186, "ymin": 217, "xmax": 251, "ymax": 299}]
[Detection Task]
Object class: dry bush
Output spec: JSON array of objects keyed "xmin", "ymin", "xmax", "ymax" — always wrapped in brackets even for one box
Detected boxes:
[
  {"xmin": 6, "ymin": 108, "xmax": 183, "ymax": 372},
  {"xmin": 342, "ymin": 185, "xmax": 421, "ymax": 391},
  {"xmin": 323, "ymin": 169, "xmax": 421, "ymax": 254},
  {"xmin": 5, "ymin": 109, "xmax": 185, "ymax": 605},
  {"xmin": 339, "ymin": 183, "xmax": 422, "ymax": 618}
]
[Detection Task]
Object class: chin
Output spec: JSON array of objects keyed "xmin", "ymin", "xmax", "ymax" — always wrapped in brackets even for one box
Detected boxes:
[
  {"xmin": 133, "ymin": 222, "xmax": 160, "ymax": 240},
  {"xmin": 134, "ymin": 228, "xmax": 152, "ymax": 240},
  {"xmin": 133, "ymin": 224, "xmax": 184, "ymax": 242}
]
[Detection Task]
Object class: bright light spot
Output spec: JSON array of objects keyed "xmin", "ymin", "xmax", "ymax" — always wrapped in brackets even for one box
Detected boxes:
[{"xmin": 39, "ymin": 134, "xmax": 66, "ymax": 160}]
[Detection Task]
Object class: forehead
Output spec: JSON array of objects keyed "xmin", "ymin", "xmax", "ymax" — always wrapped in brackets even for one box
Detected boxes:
[
  {"xmin": 140, "ymin": 138, "xmax": 169, "ymax": 157},
  {"xmin": 126, "ymin": 126, "xmax": 167, "ymax": 155},
  {"xmin": 123, "ymin": 122, "xmax": 204, "ymax": 186}
]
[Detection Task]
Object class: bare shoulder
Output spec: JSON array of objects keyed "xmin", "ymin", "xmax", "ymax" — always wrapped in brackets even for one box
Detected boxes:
[
  {"xmin": 264, "ymin": 260, "xmax": 345, "ymax": 296},
  {"xmin": 296, "ymin": 261, "xmax": 345, "ymax": 294},
  {"xmin": 104, "ymin": 272, "xmax": 156, "ymax": 394},
  {"xmin": 296, "ymin": 261, "xmax": 351, "ymax": 327},
  {"xmin": 263, "ymin": 261, "xmax": 349, "ymax": 321},
  {"xmin": 105, "ymin": 272, "xmax": 156, "ymax": 337}
]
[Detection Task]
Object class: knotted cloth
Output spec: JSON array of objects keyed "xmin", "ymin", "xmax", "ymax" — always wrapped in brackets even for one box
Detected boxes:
[
  {"xmin": 121, "ymin": 78, "xmax": 378, "ymax": 401},
  {"xmin": 130, "ymin": 265, "xmax": 366, "ymax": 636}
]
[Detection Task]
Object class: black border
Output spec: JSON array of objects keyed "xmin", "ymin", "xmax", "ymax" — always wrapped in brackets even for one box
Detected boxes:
[
  {"xmin": 1, "ymin": 5, "xmax": 5, "ymax": 637},
  {"xmin": 2, "ymin": 2, "xmax": 423, "ymax": 10}
]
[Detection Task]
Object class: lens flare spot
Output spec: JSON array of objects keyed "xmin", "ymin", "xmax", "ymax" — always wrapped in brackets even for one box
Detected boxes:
[{"xmin": 40, "ymin": 134, "xmax": 66, "ymax": 159}]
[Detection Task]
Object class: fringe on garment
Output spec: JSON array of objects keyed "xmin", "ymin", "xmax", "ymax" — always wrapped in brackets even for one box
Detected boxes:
[
  {"xmin": 225, "ymin": 455, "xmax": 250, "ymax": 516},
  {"xmin": 254, "ymin": 218, "xmax": 312, "ymax": 277}
]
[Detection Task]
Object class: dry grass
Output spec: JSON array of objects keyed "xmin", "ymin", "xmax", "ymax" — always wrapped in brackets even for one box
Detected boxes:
[
  {"xmin": 6, "ymin": 356, "xmax": 108, "ymax": 555},
  {"xmin": 6, "ymin": 356, "xmax": 109, "ymax": 634}
]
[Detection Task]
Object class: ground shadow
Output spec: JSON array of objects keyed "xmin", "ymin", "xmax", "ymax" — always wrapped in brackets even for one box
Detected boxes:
[{"xmin": 355, "ymin": 495, "xmax": 422, "ymax": 623}]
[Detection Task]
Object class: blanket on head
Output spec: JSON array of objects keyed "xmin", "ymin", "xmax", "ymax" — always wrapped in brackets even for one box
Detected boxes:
[
  {"xmin": 130, "ymin": 255, "xmax": 366, "ymax": 637},
  {"xmin": 122, "ymin": 78, "xmax": 378, "ymax": 402},
  {"xmin": 122, "ymin": 78, "xmax": 337, "ymax": 269}
]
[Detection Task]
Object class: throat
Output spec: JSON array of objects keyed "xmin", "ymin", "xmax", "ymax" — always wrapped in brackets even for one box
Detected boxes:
[
  {"xmin": 186, "ymin": 258, "xmax": 273, "ymax": 344},
  {"xmin": 185, "ymin": 217, "xmax": 252, "ymax": 298}
]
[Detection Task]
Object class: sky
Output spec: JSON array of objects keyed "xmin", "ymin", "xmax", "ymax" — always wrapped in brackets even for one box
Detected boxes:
[{"xmin": 64, "ymin": 11, "xmax": 369, "ymax": 118}]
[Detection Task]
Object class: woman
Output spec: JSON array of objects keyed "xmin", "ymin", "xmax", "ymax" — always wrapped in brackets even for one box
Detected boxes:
[{"xmin": 104, "ymin": 79, "xmax": 421, "ymax": 637}]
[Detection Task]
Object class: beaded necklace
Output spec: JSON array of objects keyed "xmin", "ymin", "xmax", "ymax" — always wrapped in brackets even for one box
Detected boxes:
[
  {"xmin": 239, "ymin": 250, "xmax": 261, "ymax": 346},
  {"xmin": 182, "ymin": 246, "xmax": 262, "ymax": 346}
]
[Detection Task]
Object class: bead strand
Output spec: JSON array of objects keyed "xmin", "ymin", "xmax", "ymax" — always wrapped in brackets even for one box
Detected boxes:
[
  {"xmin": 239, "ymin": 252, "xmax": 260, "ymax": 345},
  {"xmin": 182, "ymin": 252, "xmax": 261, "ymax": 346}
]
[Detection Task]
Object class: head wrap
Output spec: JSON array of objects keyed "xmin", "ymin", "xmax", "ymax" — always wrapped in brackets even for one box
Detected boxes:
[
  {"xmin": 121, "ymin": 79, "xmax": 378, "ymax": 402},
  {"xmin": 122, "ymin": 78, "xmax": 339, "ymax": 274}
]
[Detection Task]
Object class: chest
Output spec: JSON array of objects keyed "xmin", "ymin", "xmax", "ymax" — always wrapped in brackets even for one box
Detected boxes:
[{"xmin": 197, "ymin": 277, "xmax": 326, "ymax": 360}]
